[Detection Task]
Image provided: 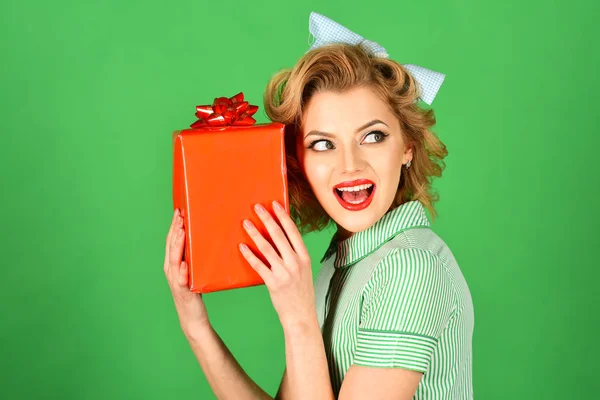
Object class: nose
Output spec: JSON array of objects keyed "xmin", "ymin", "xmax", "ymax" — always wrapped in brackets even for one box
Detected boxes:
[{"xmin": 338, "ymin": 145, "xmax": 365, "ymax": 173}]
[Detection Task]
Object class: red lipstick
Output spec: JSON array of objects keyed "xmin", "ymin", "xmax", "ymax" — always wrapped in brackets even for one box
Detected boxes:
[{"xmin": 332, "ymin": 179, "xmax": 376, "ymax": 211}]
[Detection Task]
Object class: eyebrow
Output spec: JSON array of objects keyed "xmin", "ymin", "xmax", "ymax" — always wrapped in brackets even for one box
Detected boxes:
[{"xmin": 303, "ymin": 119, "xmax": 389, "ymax": 140}]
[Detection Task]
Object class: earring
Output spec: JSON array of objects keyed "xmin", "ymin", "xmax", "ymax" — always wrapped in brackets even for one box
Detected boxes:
[{"xmin": 406, "ymin": 160, "xmax": 411, "ymax": 170}]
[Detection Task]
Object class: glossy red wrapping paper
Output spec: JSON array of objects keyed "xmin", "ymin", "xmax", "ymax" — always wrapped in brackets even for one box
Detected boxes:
[{"xmin": 172, "ymin": 122, "xmax": 289, "ymax": 293}]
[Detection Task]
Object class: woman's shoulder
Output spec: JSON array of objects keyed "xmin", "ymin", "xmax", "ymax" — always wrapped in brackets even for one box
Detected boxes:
[
  {"xmin": 369, "ymin": 228, "xmax": 471, "ymax": 315},
  {"xmin": 388, "ymin": 227, "xmax": 460, "ymax": 270},
  {"xmin": 360, "ymin": 238, "xmax": 459, "ymax": 338},
  {"xmin": 375, "ymin": 242, "xmax": 447, "ymax": 282},
  {"xmin": 362, "ymin": 229, "xmax": 459, "ymax": 295}
]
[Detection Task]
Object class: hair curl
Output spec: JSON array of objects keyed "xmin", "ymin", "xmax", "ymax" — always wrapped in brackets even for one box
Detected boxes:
[{"xmin": 263, "ymin": 43, "xmax": 448, "ymax": 234}]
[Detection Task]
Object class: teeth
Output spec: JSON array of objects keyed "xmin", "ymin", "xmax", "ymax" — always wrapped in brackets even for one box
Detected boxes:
[{"xmin": 336, "ymin": 183, "xmax": 373, "ymax": 192}]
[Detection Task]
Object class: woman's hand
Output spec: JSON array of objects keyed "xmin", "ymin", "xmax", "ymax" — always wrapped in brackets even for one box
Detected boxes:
[
  {"xmin": 239, "ymin": 201, "xmax": 316, "ymax": 330},
  {"xmin": 164, "ymin": 209, "xmax": 209, "ymax": 335}
]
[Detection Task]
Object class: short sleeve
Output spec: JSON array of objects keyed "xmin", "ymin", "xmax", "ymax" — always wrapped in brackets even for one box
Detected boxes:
[{"xmin": 354, "ymin": 248, "xmax": 456, "ymax": 372}]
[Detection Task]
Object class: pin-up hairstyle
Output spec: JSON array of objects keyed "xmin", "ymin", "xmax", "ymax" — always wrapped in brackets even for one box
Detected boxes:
[{"xmin": 264, "ymin": 43, "xmax": 448, "ymax": 234}]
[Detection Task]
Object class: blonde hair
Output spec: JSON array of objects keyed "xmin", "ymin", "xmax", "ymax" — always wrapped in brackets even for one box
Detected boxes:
[{"xmin": 264, "ymin": 43, "xmax": 448, "ymax": 234}]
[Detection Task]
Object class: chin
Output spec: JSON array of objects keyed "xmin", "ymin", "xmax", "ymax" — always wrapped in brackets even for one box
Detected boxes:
[{"xmin": 326, "ymin": 202, "xmax": 388, "ymax": 235}]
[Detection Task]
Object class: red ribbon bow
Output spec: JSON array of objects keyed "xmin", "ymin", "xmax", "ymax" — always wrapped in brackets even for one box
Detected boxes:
[{"xmin": 190, "ymin": 92, "xmax": 259, "ymax": 128}]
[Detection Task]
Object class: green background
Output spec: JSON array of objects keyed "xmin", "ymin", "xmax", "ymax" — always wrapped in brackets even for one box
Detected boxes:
[{"xmin": 1, "ymin": 0, "xmax": 598, "ymax": 398}]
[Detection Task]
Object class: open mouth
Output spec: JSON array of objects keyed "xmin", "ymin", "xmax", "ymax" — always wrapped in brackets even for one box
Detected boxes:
[{"xmin": 333, "ymin": 181, "xmax": 376, "ymax": 211}]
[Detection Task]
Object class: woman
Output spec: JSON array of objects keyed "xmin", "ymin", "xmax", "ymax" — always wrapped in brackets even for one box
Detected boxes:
[{"xmin": 164, "ymin": 15, "xmax": 473, "ymax": 400}]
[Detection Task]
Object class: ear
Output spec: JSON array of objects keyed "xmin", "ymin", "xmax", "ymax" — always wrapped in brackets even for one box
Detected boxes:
[{"xmin": 404, "ymin": 145, "xmax": 413, "ymax": 164}]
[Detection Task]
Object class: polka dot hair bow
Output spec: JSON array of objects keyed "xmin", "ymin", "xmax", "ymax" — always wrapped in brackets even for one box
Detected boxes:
[{"xmin": 308, "ymin": 12, "xmax": 446, "ymax": 105}]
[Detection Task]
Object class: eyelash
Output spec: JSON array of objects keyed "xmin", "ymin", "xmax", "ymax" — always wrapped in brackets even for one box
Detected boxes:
[{"xmin": 307, "ymin": 131, "xmax": 389, "ymax": 151}]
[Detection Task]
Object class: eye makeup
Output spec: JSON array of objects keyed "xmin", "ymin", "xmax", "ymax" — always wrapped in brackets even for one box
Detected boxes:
[
  {"xmin": 306, "ymin": 130, "xmax": 389, "ymax": 151},
  {"xmin": 363, "ymin": 130, "xmax": 389, "ymax": 143}
]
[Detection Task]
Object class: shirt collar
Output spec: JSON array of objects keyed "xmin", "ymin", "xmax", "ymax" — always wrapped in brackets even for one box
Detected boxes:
[{"xmin": 320, "ymin": 200, "xmax": 431, "ymax": 268}]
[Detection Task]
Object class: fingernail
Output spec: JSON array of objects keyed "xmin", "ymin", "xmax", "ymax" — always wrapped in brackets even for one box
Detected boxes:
[
  {"xmin": 254, "ymin": 203, "xmax": 265, "ymax": 214},
  {"xmin": 243, "ymin": 220, "xmax": 253, "ymax": 230},
  {"xmin": 239, "ymin": 243, "xmax": 249, "ymax": 252},
  {"xmin": 272, "ymin": 201, "xmax": 283, "ymax": 212}
]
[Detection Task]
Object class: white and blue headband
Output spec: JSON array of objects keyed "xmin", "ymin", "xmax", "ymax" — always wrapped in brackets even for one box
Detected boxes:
[{"xmin": 307, "ymin": 12, "xmax": 445, "ymax": 105}]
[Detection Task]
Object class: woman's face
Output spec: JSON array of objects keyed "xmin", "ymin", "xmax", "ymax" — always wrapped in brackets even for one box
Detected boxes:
[{"xmin": 298, "ymin": 86, "xmax": 413, "ymax": 239}]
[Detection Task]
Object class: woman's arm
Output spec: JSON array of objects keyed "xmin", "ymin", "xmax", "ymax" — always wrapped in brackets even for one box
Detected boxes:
[
  {"xmin": 338, "ymin": 366, "xmax": 422, "ymax": 399},
  {"xmin": 184, "ymin": 323, "xmax": 273, "ymax": 400},
  {"xmin": 165, "ymin": 209, "xmax": 273, "ymax": 400},
  {"xmin": 239, "ymin": 202, "xmax": 335, "ymax": 400},
  {"xmin": 278, "ymin": 320, "xmax": 335, "ymax": 400},
  {"xmin": 273, "ymin": 328, "xmax": 422, "ymax": 400}
]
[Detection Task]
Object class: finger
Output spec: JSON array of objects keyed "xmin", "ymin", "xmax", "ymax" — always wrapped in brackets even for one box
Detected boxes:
[
  {"xmin": 165, "ymin": 210, "xmax": 179, "ymax": 258},
  {"xmin": 178, "ymin": 261, "xmax": 189, "ymax": 287},
  {"xmin": 271, "ymin": 201, "xmax": 310, "ymax": 261},
  {"xmin": 169, "ymin": 226, "xmax": 185, "ymax": 276},
  {"xmin": 166, "ymin": 209, "xmax": 179, "ymax": 247},
  {"xmin": 164, "ymin": 209, "xmax": 179, "ymax": 273},
  {"xmin": 253, "ymin": 204, "xmax": 296, "ymax": 262},
  {"xmin": 239, "ymin": 243, "xmax": 273, "ymax": 286},
  {"xmin": 242, "ymin": 219, "xmax": 284, "ymax": 270}
]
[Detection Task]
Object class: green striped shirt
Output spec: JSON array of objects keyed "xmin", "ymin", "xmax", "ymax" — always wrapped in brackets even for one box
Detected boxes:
[{"xmin": 315, "ymin": 200, "xmax": 474, "ymax": 399}]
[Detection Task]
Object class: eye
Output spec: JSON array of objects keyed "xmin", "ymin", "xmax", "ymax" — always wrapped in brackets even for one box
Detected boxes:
[
  {"xmin": 308, "ymin": 139, "xmax": 335, "ymax": 152},
  {"xmin": 363, "ymin": 130, "xmax": 389, "ymax": 144}
]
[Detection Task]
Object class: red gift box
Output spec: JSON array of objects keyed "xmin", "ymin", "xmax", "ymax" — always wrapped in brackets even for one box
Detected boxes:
[{"xmin": 172, "ymin": 93, "xmax": 289, "ymax": 293}]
